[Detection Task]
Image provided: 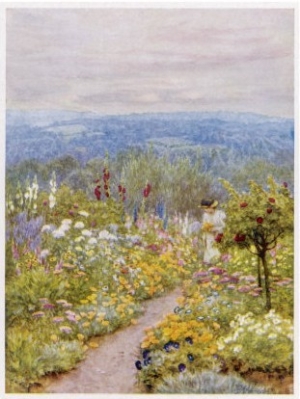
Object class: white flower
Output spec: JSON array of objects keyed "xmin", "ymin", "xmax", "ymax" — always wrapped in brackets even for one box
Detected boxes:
[
  {"xmin": 61, "ymin": 219, "xmax": 72, "ymax": 226},
  {"xmin": 82, "ymin": 229, "xmax": 92, "ymax": 237},
  {"xmin": 287, "ymin": 333, "xmax": 293, "ymax": 341},
  {"xmin": 263, "ymin": 322, "xmax": 271, "ymax": 330},
  {"xmin": 272, "ymin": 318, "xmax": 282, "ymax": 325},
  {"xmin": 230, "ymin": 320, "xmax": 237, "ymax": 328},
  {"xmin": 224, "ymin": 337, "xmax": 233, "ymax": 344},
  {"xmin": 98, "ymin": 230, "xmax": 117, "ymax": 241},
  {"xmin": 49, "ymin": 193, "xmax": 56, "ymax": 209},
  {"xmin": 74, "ymin": 221, "xmax": 85, "ymax": 229},
  {"xmin": 268, "ymin": 333, "xmax": 277, "ymax": 339},
  {"xmin": 217, "ymin": 342, "xmax": 225, "ymax": 351},
  {"xmin": 40, "ymin": 249, "xmax": 50, "ymax": 258},
  {"xmin": 74, "ymin": 236, "xmax": 85, "ymax": 243},
  {"xmin": 233, "ymin": 345, "xmax": 242, "ymax": 353},
  {"xmin": 60, "ymin": 223, "xmax": 71, "ymax": 232},
  {"xmin": 87, "ymin": 237, "xmax": 97, "ymax": 245},
  {"xmin": 78, "ymin": 210, "xmax": 89, "ymax": 217},
  {"xmin": 75, "ymin": 246, "xmax": 83, "ymax": 252},
  {"xmin": 41, "ymin": 225, "xmax": 52, "ymax": 233},
  {"xmin": 256, "ymin": 329, "xmax": 264, "ymax": 336},
  {"xmin": 52, "ymin": 229, "xmax": 65, "ymax": 238}
]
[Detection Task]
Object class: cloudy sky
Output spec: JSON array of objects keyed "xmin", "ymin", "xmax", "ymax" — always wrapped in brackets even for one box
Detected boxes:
[{"xmin": 6, "ymin": 7, "xmax": 294, "ymax": 118}]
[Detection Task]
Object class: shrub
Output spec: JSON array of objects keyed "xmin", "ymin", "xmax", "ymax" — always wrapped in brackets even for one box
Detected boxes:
[{"xmin": 154, "ymin": 370, "xmax": 270, "ymax": 394}]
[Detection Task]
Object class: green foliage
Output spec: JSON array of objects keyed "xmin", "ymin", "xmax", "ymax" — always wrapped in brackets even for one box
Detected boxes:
[
  {"xmin": 154, "ymin": 370, "xmax": 270, "ymax": 394},
  {"xmin": 6, "ymin": 326, "xmax": 85, "ymax": 392},
  {"xmin": 217, "ymin": 311, "xmax": 293, "ymax": 373},
  {"xmin": 218, "ymin": 176, "xmax": 293, "ymax": 310}
]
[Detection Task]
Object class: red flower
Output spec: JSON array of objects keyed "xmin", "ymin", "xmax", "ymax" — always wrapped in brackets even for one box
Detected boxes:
[
  {"xmin": 283, "ymin": 182, "xmax": 288, "ymax": 188},
  {"xmin": 118, "ymin": 185, "xmax": 123, "ymax": 192},
  {"xmin": 105, "ymin": 192, "xmax": 110, "ymax": 198},
  {"xmin": 94, "ymin": 186, "xmax": 101, "ymax": 200},
  {"xmin": 215, "ymin": 233, "xmax": 224, "ymax": 243},
  {"xmin": 122, "ymin": 196, "xmax": 126, "ymax": 202},
  {"xmin": 143, "ymin": 183, "xmax": 151, "ymax": 198},
  {"xmin": 234, "ymin": 234, "xmax": 246, "ymax": 242},
  {"xmin": 103, "ymin": 171, "xmax": 110, "ymax": 182},
  {"xmin": 104, "ymin": 184, "xmax": 109, "ymax": 190},
  {"xmin": 122, "ymin": 187, "xmax": 126, "ymax": 194},
  {"xmin": 256, "ymin": 217, "xmax": 264, "ymax": 224}
]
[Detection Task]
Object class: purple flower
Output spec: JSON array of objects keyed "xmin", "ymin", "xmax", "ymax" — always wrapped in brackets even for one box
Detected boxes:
[
  {"xmin": 178, "ymin": 363, "xmax": 186, "ymax": 372},
  {"xmin": 59, "ymin": 325, "xmax": 72, "ymax": 334},
  {"xmin": 244, "ymin": 275, "xmax": 256, "ymax": 283},
  {"xmin": 227, "ymin": 285, "xmax": 236, "ymax": 290},
  {"xmin": 43, "ymin": 303, "xmax": 55, "ymax": 310},
  {"xmin": 209, "ymin": 266, "xmax": 226, "ymax": 275},
  {"xmin": 193, "ymin": 270, "xmax": 209, "ymax": 278},
  {"xmin": 52, "ymin": 316, "xmax": 64, "ymax": 323},
  {"xmin": 219, "ymin": 276, "xmax": 231, "ymax": 284},
  {"xmin": 32, "ymin": 311, "xmax": 45, "ymax": 318},
  {"xmin": 238, "ymin": 285, "xmax": 252, "ymax": 293}
]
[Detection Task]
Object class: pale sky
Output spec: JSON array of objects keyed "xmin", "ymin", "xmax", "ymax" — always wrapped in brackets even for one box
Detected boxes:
[{"xmin": 6, "ymin": 7, "xmax": 294, "ymax": 118}]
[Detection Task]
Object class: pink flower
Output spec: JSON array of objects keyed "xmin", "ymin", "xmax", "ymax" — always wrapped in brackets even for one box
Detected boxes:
[
  {"xmin": 209, "ymin": 266, "xmax": 226, "ymax": 275},
  {"xmin": 221, "ymin": 253, "xmax": 232, "ymax": 263},
  {"xmin": 238, "ymin": 285, "xmax": 252, "ymax": 293}
]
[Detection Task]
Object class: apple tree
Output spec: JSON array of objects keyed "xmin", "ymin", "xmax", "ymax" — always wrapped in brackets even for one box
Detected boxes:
[{"xmin": 217, "ymin": 176, "xmax": 293, "ymax": 311}]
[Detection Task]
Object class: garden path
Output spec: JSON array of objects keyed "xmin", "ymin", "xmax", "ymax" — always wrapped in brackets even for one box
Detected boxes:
[{"xmin": 40, "ymin": 286, "xmax": 182, "ymax": 394}]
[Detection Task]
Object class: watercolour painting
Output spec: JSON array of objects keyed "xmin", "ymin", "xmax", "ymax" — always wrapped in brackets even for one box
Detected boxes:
[{"xmin": 2, "ymin": 3, "xmax": 298, "ymax": 397}]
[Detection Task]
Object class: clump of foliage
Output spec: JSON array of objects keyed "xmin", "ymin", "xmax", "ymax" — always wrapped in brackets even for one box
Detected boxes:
[{"xmin": 154, "ymin": 370, "xmax": 269, "ymax": 394}]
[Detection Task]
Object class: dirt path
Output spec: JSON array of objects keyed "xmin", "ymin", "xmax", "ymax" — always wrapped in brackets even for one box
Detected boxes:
[{"xmin": 38, "ymin": 287, "xmax": 182, "ymax": 394}]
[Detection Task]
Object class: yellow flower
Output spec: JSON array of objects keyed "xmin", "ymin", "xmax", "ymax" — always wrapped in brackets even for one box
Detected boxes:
[
  {"xmin": 88, "ymin": 341, "xmax": 99, "ymax": 348},
  {"xmin": 80, "ymin": 299, "xmax": 88, "ymax": 304},
  {"xmin": 176, "ymin": 297, "xmax": 185, "ymax": 306},
  {"xmin": 82, "ymin": 321, "xmax": 90, "ymax": 328},
  {"xmin": 131, "ymin": 319, "xmax": 138, "ymax": 325},
  {"xmin": 213, "ymin": 322, "xmax": 221, "ymax": 330},
  {"xmin": 77, "ymin": 333, "xmax": 85, "ymax": 341},
  {"xmin": 89, "ymin": 287, "xmax": 98, "ymax": 292},
  {"xmin": 199, "ymin": 332, "xmax": 213, "ymax": 343},
  {"xmin": 87, "ymin": 311, "xmax": 96, "ymax": 320},
  {"xmin": 141, "ymin": 340, "xmax": 150, "ymax": 349},
  {"xmin": 102, "ymin": 320, "xmax": 109, "ymax": 326},
  {"xmin": 50, "ymin": 334, "xmax": 58, "ymax": 342},
  {"xmin": 162, "ymin": 327, "xmax": 173, "ymax": 338}
]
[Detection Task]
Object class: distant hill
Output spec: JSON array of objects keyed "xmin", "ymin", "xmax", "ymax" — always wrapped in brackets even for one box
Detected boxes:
[{"xmin": 6, "ymin": 109, "xmax": 294, "ymax": 170}]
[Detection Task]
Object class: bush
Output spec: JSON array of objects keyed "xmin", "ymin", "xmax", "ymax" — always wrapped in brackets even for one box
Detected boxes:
[{"xmin": 154, "ymin": 370, "xmax": 270, "ymax": 394}]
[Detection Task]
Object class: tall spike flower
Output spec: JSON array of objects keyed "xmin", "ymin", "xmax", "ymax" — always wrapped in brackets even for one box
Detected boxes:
[{"xmin": 49, "ymin": 171, "xmax": 57, "ymax": 209}]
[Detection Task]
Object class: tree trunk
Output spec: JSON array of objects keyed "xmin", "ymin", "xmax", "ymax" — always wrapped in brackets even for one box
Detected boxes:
[
  {"xmin": 257, "ymin": 257, "xmax": 262, "ymax": 287},
  {"xmin": 260, "ymin": 253, "xmax": 271, "ymax": 311}
]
